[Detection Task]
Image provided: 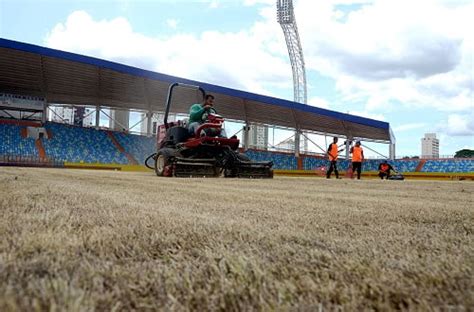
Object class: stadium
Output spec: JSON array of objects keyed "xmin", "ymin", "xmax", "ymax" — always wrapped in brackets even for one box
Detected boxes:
[
  {"xmin": 1, "ymin": 32, "xmax": 473, "ymax": 311},
  {"xmin": 1, "ymin": 38, "xmax": 473, "ymax": 178}
]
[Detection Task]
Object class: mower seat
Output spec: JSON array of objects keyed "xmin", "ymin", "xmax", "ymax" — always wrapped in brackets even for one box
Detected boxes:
[{"xmin": 166, "ymin": 126, "xmax": 190, "ymax": 144}]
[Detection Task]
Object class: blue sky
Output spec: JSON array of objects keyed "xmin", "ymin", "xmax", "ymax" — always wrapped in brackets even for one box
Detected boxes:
[{"xmin": 1, "ymin": 0, "xmax": 473, "ymax": 157}]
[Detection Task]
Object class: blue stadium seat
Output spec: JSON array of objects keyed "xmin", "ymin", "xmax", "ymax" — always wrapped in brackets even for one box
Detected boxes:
[
  {"xmin": 246, "ymin": 152, "xmax": 433, "ymax": 173},
  {"xmin": 42, "ymin": 123, "xmax": 128, "ymax": 164},
  {"xmin": 244, "ymin": 150, "xmax": 297, "ymax": 170},
  {"xmin": 0, "ymin": 123, "xmax": 38, "ymax": 157},
  {"xmin": 114, "ymin": 132, "xmax": 156, "ymax": 165},
  {"xmin": 3, "ymin": 121, "xmax": 473, "ymax": 172},
  {"xmin": 421, "ymin": 159, "xmax": 474, "ymax": 173},
  {"xmin": 303, "ymin": 157, "xmax": 327, "ymax": 170}
]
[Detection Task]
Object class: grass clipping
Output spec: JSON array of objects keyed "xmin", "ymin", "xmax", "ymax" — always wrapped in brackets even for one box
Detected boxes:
[{"xmin": 0, "ymin": 167, "xmax": 473, "ymax": 311}]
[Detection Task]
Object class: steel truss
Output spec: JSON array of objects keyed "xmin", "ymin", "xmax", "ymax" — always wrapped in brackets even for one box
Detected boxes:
[{"xmin": 277, "ymin": 0, "xmax": 307, "ymax": 105}]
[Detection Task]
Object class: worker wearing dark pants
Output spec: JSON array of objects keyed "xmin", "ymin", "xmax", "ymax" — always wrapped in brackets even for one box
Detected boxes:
[
  {"xmin": 350, "ymin": 141, "xmax": 364, "ymax": 179},
  {"xmin": 326, "ymin": 137, "xmax": 344, "ymax": 179},
  {"xmin": 352, "ymin": 162, "xmax": 362, "ymax": 179},
  {"xmin": 327, "ymin": 160, "xmax": 339, "ymax": 179}
]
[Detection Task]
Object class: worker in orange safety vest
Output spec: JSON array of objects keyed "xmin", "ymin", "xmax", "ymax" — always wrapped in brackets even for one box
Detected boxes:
[
  {"xmin": 326, "ymin": 137, "xmax": 345, "ymax": 179},
  {"xmin": 350, "ymin": 141, "xmax": 365, "ymax": 179}
]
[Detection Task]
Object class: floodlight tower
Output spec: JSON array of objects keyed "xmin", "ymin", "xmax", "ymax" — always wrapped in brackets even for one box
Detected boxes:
[
  {"xmin": 277, "ymin": 0, "xmax": 307, "ymax": 105},
  {"xmin": 277, "ymin": 0, "xmax": 308, "ymax": 155}
]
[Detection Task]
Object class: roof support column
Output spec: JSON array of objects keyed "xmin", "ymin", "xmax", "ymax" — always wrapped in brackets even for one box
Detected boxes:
[
  {"xmin": 340, "ymin": 121, "xmax": 353, "ymax": 160},
  {"xmin": 143, "ymin": 78, "xmax": 153, "ymax": 136},
  {"xmin": 294, "ymin": 129, "xmax": 300, "ymax": 157},
  {"xmin": 242, "ymin": 99, "xmax": 249, "ymax": 151},
  {"xmin": 324, "ymin": 134, "xmax": 328, "ymax": 154},
  {"xmin": 243, "ymin": 123, "xmax": 250, "ymax": 151},
  {"xmin": 389, "ymin": 142, "xmax": 396, "ymax": 160},
  {"xmin": 146, "ymin": 111, "xmax": 153, "ymax": 136},
  {"xmin": 295, "ymin": 129, "xmax": 303, "ymax": 170},
  {"xmin": 389, "ymin": 126, "xmax": 396, "ymax": 160},
  {"xmin": 42, "ymin": 101, "xmax": 48, "ymax": 124},
  {"xmin": 96, "ymin": 106, "xmax": 101, "ymax": 129},
  {"xmin": 39, "ymin": 54, "xmax": 49, "ymax": 125},
  {"xmin": 345, "ymin": 136, "xmax": 352, "ymax": 159}
]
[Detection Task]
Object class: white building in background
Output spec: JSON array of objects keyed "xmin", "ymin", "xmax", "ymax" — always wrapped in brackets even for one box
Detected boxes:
[
  {"xmin": 421, "ymin": 133, "xmax": 439, "ymax": 158},
  {"xmin": 248, "ymin": 125, "xmax": 269, "ymax": 150}
]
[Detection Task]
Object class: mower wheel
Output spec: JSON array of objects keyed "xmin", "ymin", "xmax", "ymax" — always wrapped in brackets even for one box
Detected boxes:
[{"xmin": 155, "ymin": 148, "xmax": 174, "ymax": 176}]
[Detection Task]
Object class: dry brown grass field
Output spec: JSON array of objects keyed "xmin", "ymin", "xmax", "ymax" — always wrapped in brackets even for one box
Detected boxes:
[{"xmin": 0, "ymin": 167, "xmax": 473, "ymax": 311}]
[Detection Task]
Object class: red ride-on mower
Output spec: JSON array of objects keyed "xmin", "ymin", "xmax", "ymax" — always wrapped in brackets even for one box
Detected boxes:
[{"xmin": 145, "ymin": 83, "xmax": 273, "ymax": 178}]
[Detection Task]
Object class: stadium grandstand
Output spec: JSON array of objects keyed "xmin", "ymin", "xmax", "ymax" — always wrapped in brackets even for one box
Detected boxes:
[{"xmin": 1, "ymin": 38, "xmax": 473, "ymax": 178}]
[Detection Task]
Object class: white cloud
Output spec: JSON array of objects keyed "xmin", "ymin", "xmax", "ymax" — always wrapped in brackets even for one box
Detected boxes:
[
  {"xmin": 208, "ymin": 0, "xmax": 219, "ymax": 9},
  {"xmin": 166, "ymin": 18, "xmax": 179, "ymax": 29},
  {"xmin": 347, "ymin": 110, "xmax": 385, "ymax": 121},
  {"xmin": 117, "ymin": 0, "xmax": 131, "ymax": 12},
  {"xmin": 308, "ymin": 96, "xmax": 330, "ymax": 109},
  {"xmin": 44, "ymin": 0, "xmax": 473, "ymax": 121},
  {"xmin": 243, "ymin": 0, "xmax": 274, "ymax": 6},
  {"xmin": 45, "ymin": 10, "xmax": 291, "ymax": 97},
  {"xmin": 440, "ymin": 114, "xmax": 474, "ymax": 136},
  {"xmin": 393, "ymin": 123, "xmax": 426, "ymax": 132},
  {"xmin": 293, "ymin": 0, "xmax": 473, "ymax": 113},
  {"xmin": 242, "ymin": 0, "xmax": 473, "ymax": 115}
]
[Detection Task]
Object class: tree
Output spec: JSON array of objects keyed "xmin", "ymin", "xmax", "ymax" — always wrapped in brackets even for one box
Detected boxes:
[{"xmin": 454, "ymin": 149, "xmax": 474, "ymax": 158}]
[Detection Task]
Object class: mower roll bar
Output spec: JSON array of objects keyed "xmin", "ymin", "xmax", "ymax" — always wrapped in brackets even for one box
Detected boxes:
[{"xmin": 164, "ymin": 82, "xmax": 206, "ymax": 129}]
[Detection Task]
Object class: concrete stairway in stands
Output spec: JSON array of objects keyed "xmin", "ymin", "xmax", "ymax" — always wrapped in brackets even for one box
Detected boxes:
[
  {"xmin": 415, "ymin": 159, "xmax": 426, "ymax": 172},
  {"xmin": 107, "ymin": 132, "xmax": 138, "ymax": 165}
]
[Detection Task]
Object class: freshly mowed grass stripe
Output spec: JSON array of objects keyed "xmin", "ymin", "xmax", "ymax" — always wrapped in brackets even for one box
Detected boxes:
[{"xmin": 0, "ymin": 167, "xmax": 473, "ymax": 311}]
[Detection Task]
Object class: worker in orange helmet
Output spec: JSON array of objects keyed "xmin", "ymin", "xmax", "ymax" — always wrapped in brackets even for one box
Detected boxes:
[
  {"xmin": 350, "ymin": 140, "xmax": 364, "ymax": 179},
  {"xmin": 326, "ymin": 137, "xmax": 345, "ymax": 179}
]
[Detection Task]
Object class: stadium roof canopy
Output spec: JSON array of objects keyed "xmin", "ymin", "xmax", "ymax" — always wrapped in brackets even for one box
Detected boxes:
[{"xmin": 0, "ymin": 38, "xmax": 392, "ymax": 141}]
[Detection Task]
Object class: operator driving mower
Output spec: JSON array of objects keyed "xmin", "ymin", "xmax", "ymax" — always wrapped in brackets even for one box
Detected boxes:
[{"xmin": 145, "ymin": 83, "xmax": 273, "ymax": 178}]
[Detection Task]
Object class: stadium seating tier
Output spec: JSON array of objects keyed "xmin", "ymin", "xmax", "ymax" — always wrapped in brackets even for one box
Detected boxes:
[
  {"xmin": 42, "ymin": 123, "xmax": 128, "ymax": 164},
  {"xmin": 114, "ymin": 132, "xmax": 156, "ymax": 165},
  {"xmin": 1, "ymin": 120, "xmax": 473, "ymax": 173},
  {"xmin": 0, "ymin": 123, "xmax": 38, "ymax": 157}
]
